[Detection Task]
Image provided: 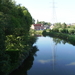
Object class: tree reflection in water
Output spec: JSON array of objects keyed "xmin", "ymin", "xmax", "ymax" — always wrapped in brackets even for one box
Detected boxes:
[
  {"xmin": 53, "ymin": 37, "xmax": 66, "ymax": 45},
  {"xmin": 9, "ymin": 46, "xmax": 39, "ymax": 75}
]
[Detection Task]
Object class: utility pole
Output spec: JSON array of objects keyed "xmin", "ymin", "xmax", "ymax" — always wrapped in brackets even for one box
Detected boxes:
[
  {"xmin": 51, "ymin": 0, "xmax": 57, "ymax": 25},
  {"xmin": 52, "ymin": 43, "xmax": 56, "ymax": 70},
  {"xmin": 51, "ymin": 1, "xmax": 57, "ymax": 69}
]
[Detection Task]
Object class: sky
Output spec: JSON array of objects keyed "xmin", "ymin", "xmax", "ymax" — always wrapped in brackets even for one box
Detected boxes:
[{"xmin": 15, "ymin": 0, "xmax": 75, "ymax": 24}]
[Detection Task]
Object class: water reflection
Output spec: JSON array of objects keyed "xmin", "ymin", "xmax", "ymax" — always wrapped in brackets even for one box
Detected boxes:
[
  {"xmin": 67, "ymin": 62, "xmax": 75, "ymax": 66},
  {"xmin": 9, "ymin": 36, "xmax": 75, "ymax": 75},
  {"xmin": 28, "ymin": 36, "xmax": 75, "ymax": 75},
  {"xmin": 53, "ymin": 38, "xmax": 67, "ymax": 45},
  {"xmin": 38, "ymin": 59, "xmax": 51, "ymax": 64},
  {"xmin": 9, "ymin": 46, "xmax": 39, "ymax": 75}
]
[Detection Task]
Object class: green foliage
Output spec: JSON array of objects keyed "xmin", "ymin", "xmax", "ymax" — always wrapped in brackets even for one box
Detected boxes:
[
  {"xmin": 9, "ymin": 46, "xmax": 39, "ymax": 75},
  {"xmin": 46, "ymin": 29, "xmax": 51, "ymax": 32},
  {"xmin": 0, "ymin": 50, "xmax": 10, "ymax": 75},
  {"xmin": 52, "ymin": 22, "xmax": 67, "ymax": 33},
  {"xmin": 54, "ymin": 23, "xmax": 62, "ymax": 29},
  {"xmin": 69, "ymin": 25, "xmax": 75, "ymax": 29},
  {"xmin": 0, "ymin": 30, "xmax": 9, "ymax": 72},
  {"xmin": 28, "ymin": 35, "xmax": 37, "ymax": 45},
  {"xmin": 59, "ymin": 28, "xmax": 64, "ymax": 33},
  {"xmin": 59, "ymin": 28, "xmax": 67, "ymax": 33},
  {"xmin": 0, "ymin": 0, "xmax": 35, "ymax": 74},
  {"xmin": 61, "ymin": 23, "xmax": 67, "ymax": 29},
  {"xmin": 36, "ymin": 20, "xmax": 51, "ymax": 26},
  {"xmin": 5, "ymin": 35, "xmax": 24, "ymax": 51},
  {"xmin": 29, "ymin": 29, "xmax": 36, "ymax": 35},
  {"xmin": 42, "ymin": 30, "xmax": 47, "ymax": 36},
  {"xmin": 50, "ymin": 22, "xmax": 75, "ymax": 34},
  {"xmin": 52, "ymin": 28, "xmax": 59, "ymax": 32},
  {"xmin": 32, "ymin": 18, "xmax": 35, "ymax": 24},
  {"xmin": 68, "ymin": 28, "xmax": 75, "ymax": 34},
  {"xmin": 42, "ymin": 29, "xmax": 75, "ymax": 45},
  {"xmin": 35, "ymin": 30, "xmax": 43, "ymax": 35},
  {"xmin": 42, "ymin": 22, "xmax": 75, "ymax": 45}
]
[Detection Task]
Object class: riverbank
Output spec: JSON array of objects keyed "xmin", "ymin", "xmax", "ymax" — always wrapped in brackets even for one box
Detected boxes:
[
  {"xmin": 7, "ymin": 35, "xmax": 37, "ymax": 75},
  {"xmin": 26, "ymin": 36, "xmax": 75, "ymax": 75},
  {"xmin": 9, "ymin": 46, "xmax": 39, "ymax": 75},
  {"xmin": 0, "ymin": 0, "xmax": 35, "ymax": 75},
  {"xmin": 42, "ymin": 30, "xmax": 75, "ymax": 45},
  {"xmin": 9, "ymin": 46, "xmax": 38, "ymax": 75}
]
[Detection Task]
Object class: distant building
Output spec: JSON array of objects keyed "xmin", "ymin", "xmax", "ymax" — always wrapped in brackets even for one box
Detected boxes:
[
  {"xmin": 31, "ymin": 24, "xmax": 44, "ymax": 30},
  {"xmin": 71, "ymin": 23, "xmax": 75, "ymax": 25},
  {"xmin": 44, "ymin": 25, "xmax": 50, "ymax": 29},
  {"xmin": 30, "ymin": 24, "xmax": 35, "ymax": 29},
  {"xmin": 50, "ymin": 25, "xmax": 54, "ymax": 30}
]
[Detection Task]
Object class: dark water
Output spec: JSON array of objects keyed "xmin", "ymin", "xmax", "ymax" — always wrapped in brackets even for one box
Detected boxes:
[{"xmin": 10, "ymin": 36, "xmax": 75, "ymax": 75}]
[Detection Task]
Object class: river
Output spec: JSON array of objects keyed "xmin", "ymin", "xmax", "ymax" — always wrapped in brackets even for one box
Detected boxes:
[{"xmin": 10, "ymin": 36, "xmax": 75, "ymax": 75}]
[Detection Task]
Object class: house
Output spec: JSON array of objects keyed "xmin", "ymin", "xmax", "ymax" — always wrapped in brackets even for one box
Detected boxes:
[
  {"xmin": 30, "ymin": 24, "xmax": 34, "ymax": 29},
  {"xmin": 31, "ymin": 24, "xmax": 44, "ymax": 30},
  {"xmin": 71, "ymin": 23, "xmax": 75, "ymax": 25},
  {"xmin": 50, "ymin": 25, "xmax": 54, "ymax": 30},
  {"xmin": 44, "ymin": 25, "xmax": 50, "ymax": 29}
]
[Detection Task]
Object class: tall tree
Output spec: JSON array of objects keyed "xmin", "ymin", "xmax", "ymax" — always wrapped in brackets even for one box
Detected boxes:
[
  {"xmin": 32, "ymin": 18, "xmax": 35, "ymax": 24},
  {"xmin": 54, "ymin": 23, "xmax": 62, "ymax": 29},
  {"xmin": 0, "ymin": 0, "xmax": 33, "ymax": 74},
  {"xmin": 62, "ymin": 23, "xmax": 67, "ymax": 29}
]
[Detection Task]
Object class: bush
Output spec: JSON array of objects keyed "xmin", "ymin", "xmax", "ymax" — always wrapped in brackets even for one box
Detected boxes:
[
  {"xmin": 59, "ymin": 28, "xmax": 63, "ymax": 33},
  {"xmin": 68, "ymin": 28, "xmax": 75, "ymax": 34}
]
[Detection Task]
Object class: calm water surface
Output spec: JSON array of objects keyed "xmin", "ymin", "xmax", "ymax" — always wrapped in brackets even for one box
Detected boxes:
[{"xmin": 28, "ymin": 36, "xmax": 75, "ymax": 75}]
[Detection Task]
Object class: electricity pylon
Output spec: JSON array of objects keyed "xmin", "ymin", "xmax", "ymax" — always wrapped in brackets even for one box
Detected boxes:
[
  {"xmin": 52, "ymin": 43, "xmax": 56, "ymax": 70},
  {"xmin": 51, "ymin": 0, "xmax": 57, "ymax": 25}
]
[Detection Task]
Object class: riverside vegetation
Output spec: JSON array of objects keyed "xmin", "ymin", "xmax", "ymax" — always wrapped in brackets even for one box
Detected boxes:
[
  {"xmin": 42, "ymin": 23, "xmax": 75, "ymax": 45},
  {"xmin": 0, "ymin": 0, "xmax": 37, "ymax": 75},
  {"xmin": 9, "ymin": 46, "xmax": 39, "ymax": 75}
]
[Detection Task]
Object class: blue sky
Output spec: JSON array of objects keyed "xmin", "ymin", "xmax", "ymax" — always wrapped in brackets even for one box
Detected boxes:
[{"xmin": 15, "ymin": 0, "xmax": 75, "ymax": 24}]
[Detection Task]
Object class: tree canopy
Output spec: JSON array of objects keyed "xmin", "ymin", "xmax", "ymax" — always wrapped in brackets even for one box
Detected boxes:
[{"xmin": 0, "ymin": 0, "xmax": 33, "ymax": 74}]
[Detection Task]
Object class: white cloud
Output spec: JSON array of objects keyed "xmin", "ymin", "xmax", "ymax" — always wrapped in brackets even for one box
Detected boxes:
[
  {"xmin": 66, "ymin": 62, "xmax": 75, "ymax": 66},
  {"xmin": 38, "ymin": 59, "xmax": 52, "ymax": 64}
]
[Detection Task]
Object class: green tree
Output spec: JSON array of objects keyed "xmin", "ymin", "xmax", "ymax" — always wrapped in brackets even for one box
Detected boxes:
[
  {"xmin": 62, "ymin": 23, "xmax": 67, "ymax": 29},
  {"xmin": 54, "ymin": 23, "xmax": 62, "ymax": 29},
  {"xmin": 59, "ymin": 28, "xmax": 64, "ymax": 33},
  {"xmin": 0, "ymin": 0, "xmax": 33, "ymax": 74},
  {"xmin": 32, "ymin": 18, "xmax": 35, "ymax": 24},
  {"xmin": 36, "ymin": 19, "xmax": 39, "ymax": 24},
  {"xmin": 68, "ymin": 28, "xmax": 75, "ymax": 34},
  {"xmin": 52, "ymin": 23, "xmax": 61, "ymax": 32}
]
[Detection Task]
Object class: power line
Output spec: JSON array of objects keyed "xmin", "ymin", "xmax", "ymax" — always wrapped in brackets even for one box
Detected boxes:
[{"xmin": 50, "ymin": 0, "xmax": 57, "ymax": 24}]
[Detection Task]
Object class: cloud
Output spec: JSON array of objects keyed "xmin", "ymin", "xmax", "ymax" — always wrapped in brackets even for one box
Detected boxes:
[
  {"xmin": 38, "ymin": 59, "xmax": 52, "ymax": 64},
  {"xmin": 66, "ymin": 62, "xmax": 75, "ymax": 66}
]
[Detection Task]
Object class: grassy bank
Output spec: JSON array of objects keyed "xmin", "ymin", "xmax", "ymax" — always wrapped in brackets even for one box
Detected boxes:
[
  {"xmin": 0, "ymin": 0, "xmax": 36, "ymax": 74},
  {"xmin": 30, "ymin": 29, "xmax": 43, "ymax": 36},
  {"xmin": 42, "ymin": 30, "xmax": 75, "ymax": 45},
  {"xmin": 35, "ymin": 30, "xmax": 43, "ymax": 35}
]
